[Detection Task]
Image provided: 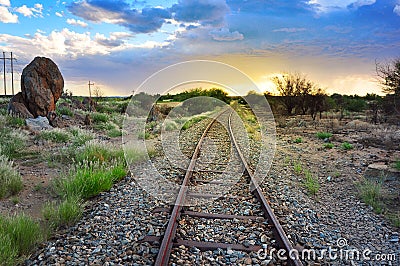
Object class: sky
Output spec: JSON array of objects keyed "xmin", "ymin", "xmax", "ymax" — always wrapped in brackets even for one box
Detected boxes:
[{"xmin": 0, "ymin": 0, "xmax": 399, "ymax": 96}]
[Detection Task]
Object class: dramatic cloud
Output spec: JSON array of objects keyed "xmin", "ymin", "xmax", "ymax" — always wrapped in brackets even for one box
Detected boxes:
[
  {"xmin": 67, "ymin": 18, "xmax": 88, "ymax": 27},
  {"xmin": 68, "ymin": 0, "xmax": 170, "ymax": 33},
  {"xmin": 0, "ymin": 6, "xmax": 18, "ymax": 23},
  {"xmin": 172, "ymin": 0, "xmax": 229, "ymax": 25},
  {"xmin": 273, "ymin": 27, "xmax": 307, "ymax": 33},
  {"xmin": 16, "ymin": 4, "xmax": 43, "ymax": 18},
  {"xmin": 209, "ymin": 27, "xmax": 243, "ymax": 41}
]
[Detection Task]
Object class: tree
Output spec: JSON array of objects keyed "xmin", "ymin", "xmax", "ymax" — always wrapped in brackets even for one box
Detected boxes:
[
  {"xmin": 93, "ymin": 86, "xmax": 104, "ymax": 103},
  {"xmin": 376, "ymin": 58, "xmax": 400, "ymax": 95},
  {"xmin": 308, "ymin": 88, "xmax": 328, "ymax": 120},
  {"xmin": 272, "ymin": 72, "xmax": 313, "ymax": 115}
]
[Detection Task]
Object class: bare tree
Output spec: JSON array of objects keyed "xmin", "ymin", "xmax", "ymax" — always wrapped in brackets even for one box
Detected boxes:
[
  {"xmin": 376, "ymin": 58, "xmax": 400, "ymax": 95},
  {"xmin": 272, "ymin": 72, "xmax": 313, "ymax": 115},
  {"xmin": 93, "ymin": 86, "xmax": 104, "ymax": 103}
]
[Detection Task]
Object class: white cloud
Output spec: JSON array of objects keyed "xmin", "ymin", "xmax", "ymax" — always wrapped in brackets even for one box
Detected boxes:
[
  {"xmin": 308, "ymin": 0, "xmax": 376, "ymax": 13},
  {"xmin": 66, "ymin": 18, "xmax": 88, "ymax": 28},
  {"xmin": 394, "ymin": 5, "xmax": 400, "ymax": 16},
  {"xmin": 0, "ymin": 0, "xmax": 10, "ymax": 7},
  {"xmin": 0, "ymin": 6, "xmax": 18, "ymax": 23},
  {"xmin": 55, "ymin": 12, "xmax": 63, "ymax": 17},
  {"xmin": 273, "ymin": 27, "xmax": 307, "ymax": 33},
  {"xmin": 209, "ymin": 28, "xmax": 244, "ymax": 41},
  {"xmin": 16, "ymin": 3, "xmax": 43, "ymax": 18},
  {"xmin": 0, "ymin": 28, "xmax": 134, "ymax": 59}
]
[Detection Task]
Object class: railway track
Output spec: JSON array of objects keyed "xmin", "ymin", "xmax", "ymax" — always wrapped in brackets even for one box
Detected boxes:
[{"xmin": 143, "ymin": 110, "xmax": 303, "ymax": 265}]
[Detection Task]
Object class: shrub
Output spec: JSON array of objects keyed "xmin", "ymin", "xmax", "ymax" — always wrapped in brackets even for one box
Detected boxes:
[
  {"xmin": 38, "ymin": 129, "xmax": 70, "ymax": 143},
  {"xmin": 138, "ymin": 131, "xmax": 151, "ymax": 140},
  {"xmin": 42, "ymin": 196, "xmax": 83, "ymax": 228},
  {"xmin": 93, "ymin": 121, "xmax": 116, "ymax": 131},
  {"xmin": 294, "ymin": 137, "xmax": 303, "ymax": 143},
  {"xmin": 341, "ymin": 142, "xmax": 353, "ymax": 150},
  {"xmin": 304, "ymin": 170, "xmax": 320, "ymax": 195},
  {"xmin": 0, "ymin": 214, "xmax": 43, "ymax": 257},
  {"xmin": 316, "ymin": 132, "xmax": 332, "ymax": 139},
  {"xmin": 163, "ymin": 121, "xmax": 178, "ymax": 131},
  {"xmin": 323, "ymin": 143, "xmax": 334, "ymax": 149},
  {"xmin": 358, "ymin": 179, "xmax": 383, "ymax": 213},
  {"xmin": 91, "ymin": 112, "xmax": 109, "ymax": 123},
  {"xmin": 0, "ymin": 155, "xmax": 23, "ymax": 198}
]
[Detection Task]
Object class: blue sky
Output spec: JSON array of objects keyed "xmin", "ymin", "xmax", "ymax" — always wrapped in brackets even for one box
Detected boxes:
[{"xmin": 0, "ymin": 0, "xmax": 399, "ymax": 96}]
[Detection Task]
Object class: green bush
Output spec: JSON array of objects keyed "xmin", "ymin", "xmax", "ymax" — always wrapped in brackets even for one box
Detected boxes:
[
  {"xmin": 42, "ymin": 196, "xmax": 83, "ymax": 228},
  {"xmin": 316, "ymin": 132, "xmax": 332, "ymax": 139},
  {"xmin": 323, "ymin": 143, "xmax": 334, "ymax": 149},
  {"xmin": 0, "ymin": 155, "xmax": 23, "ymax": 198},
  {"xmin": 304, "ymin": 170, "xmax": 320, "ymax": 195},
  {"xmin": 294, "ymin": 137, "xmax": 303, "ymax": 143},
  {"xmin": 0, "ymin": 214, "xmax": 43, "ymax": 259},
  {"xmin": 358, "ymin": 179, "xmax": 383, "ymax": 213},
  {"xmin": 91, "ymin": 112, "xmax": 109, "ymax": 123},
  {"xmin": 38, "ymin": 129, "xmax": 70, "ymax": 143},
  {"xmin": 341, "ymin": 142, "xmax": 353, "ymax": 150}
]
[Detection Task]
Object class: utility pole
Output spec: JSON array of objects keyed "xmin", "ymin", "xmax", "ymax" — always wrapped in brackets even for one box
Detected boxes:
[
  {"xmin": 2, "ymin": 52, "xmax": 5, "ymax": 96},
  {"xmin": 10, "ymin": 52, "xmax": 14, "ymax": 96},
  {"xmin": 88, "ymin": 80, "xmax": 94, "ymax": 112},
  {"xmin": 0, "ymin": 52, "xmax": 16, "ymax": 96}
]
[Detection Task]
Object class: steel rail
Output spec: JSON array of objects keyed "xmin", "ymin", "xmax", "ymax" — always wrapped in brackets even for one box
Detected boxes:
[
  {"xmin": 154, "ymin": 111, "xmax": 226, "ymax": 266},
  {"xmin": 227, "ymin": 111, "xmax": 303, "ymax": 266}
]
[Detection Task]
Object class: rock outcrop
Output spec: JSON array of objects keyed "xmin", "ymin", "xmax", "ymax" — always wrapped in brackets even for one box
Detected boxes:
[{"xmin": 8, "ymin": 57, "xmax": 64, "ymax": 118}]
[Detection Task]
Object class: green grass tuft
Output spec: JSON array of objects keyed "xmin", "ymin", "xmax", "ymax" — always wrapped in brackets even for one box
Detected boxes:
[
  {"xmin": 316, "ymin": 132, "xmax": 332, "ymax": 139},
  {"xmin": 0, "ymin": 155, "xmax": 23, "ymax": 199},
  {"xmin": 91, "ymin": 112, "xmax": 109, "ymax": 123},
  {"xmin": 294, "ymin": 137, "xmax": 303, "ymax": 143},
  {"xmin": 293, "ymin": 161, "xmax": 303, "ymax": 175},
  {"xmin": 341, "ymin": 142, "xmax": 353, "ymax": 150},
  {"xmin": 42, "ymin": 196, "xmax": 83, "ymax": 228},
  {"xmin": 182, "ymin": 116, "xmax": 206, "ymax": 130},
  {"xmin": 54, "ymin": 162, "xmax": 126, "ymax": 200},
  {"xmin": 303, "ymin": 170, "xmax": 320, "ymax": 195},
  {"xmin": 56, "ymin": 106, "xmax": 74, "ymax": 117},
  {"xmin": 358, "ymin": 179, "xmax": 384, "ymax": 214},
  {"xmin": 0, "ymin": 233, "xmax": 18, "ymax": 266},
  {"xmin": 323, "ymin": 143, "xmax": 334, "ymax": 149},
  {"xmin": 68, "ymin": 127, "xmax": 95, "ymax": 147},
  {"xmin": 394, "ymin": 159, "xmax": 400, "ymax": 171},
  {"xmin": 0, "ymin": 128, "xmax": 26, "ymax": 158},
  {"xmin": 107, "ymin": 128, "xmax": 123, "ymax": 138},
  {"xmin": 6, "ymin": 116, "xmax": 25, "ymax": 128},
  {"xmin": 38, "ymin": 129, "xmax": 70, "ymax": 143},
  {"xmin": 0, "ymin": 214, "xmax": 43, "ymax": 260}
]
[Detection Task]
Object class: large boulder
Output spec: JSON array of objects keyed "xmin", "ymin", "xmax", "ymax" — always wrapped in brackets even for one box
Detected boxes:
[{"xmin": 20, "ymin": 57, "xmax": 64, "ymax": 117}]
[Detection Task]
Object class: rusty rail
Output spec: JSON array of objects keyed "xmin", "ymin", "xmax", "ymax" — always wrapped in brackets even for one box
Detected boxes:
[{"xmin": 227, "ymin": 111, "xmax": 303, "ymax": 266}]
